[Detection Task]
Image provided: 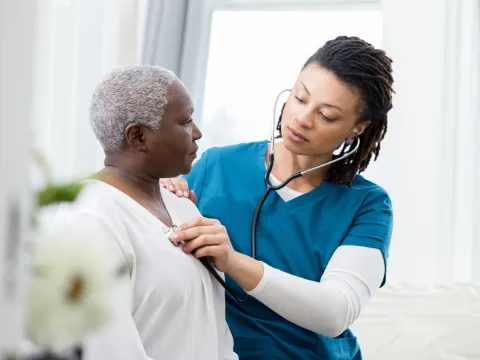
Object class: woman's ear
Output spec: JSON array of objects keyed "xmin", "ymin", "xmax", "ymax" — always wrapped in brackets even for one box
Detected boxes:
[
  {"xmin": 124, "ymin": 124, "xmax": 147, "ymax": 151},
  {"xmin": 352, "ymin": 121, "xmax": 371, "ymax": 137}
]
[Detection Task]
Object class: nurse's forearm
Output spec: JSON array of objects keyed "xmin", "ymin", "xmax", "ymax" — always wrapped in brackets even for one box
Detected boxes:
[
  {"xmin": 227, "ymin": 252, "xmax": 264, "ymax": 291},
  {"xmin": 225, "ymin": 253, "xmax": 353, "ymax": 337},
  {"xmin": 227, "ymin": 247, "xmax": 385, "ymax": 337}
]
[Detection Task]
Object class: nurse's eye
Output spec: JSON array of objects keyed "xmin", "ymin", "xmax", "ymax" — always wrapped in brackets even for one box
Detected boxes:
[
  {"xmin": 319, "ymin": 112, "xmax": 334, "ymax": 122},
  {"xmin": 295, "ymin": 96, "xmax": 305, "ymax": 104}
]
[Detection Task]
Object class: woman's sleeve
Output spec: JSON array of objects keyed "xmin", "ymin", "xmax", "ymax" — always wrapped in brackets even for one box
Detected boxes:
[
  {"xmin": 223, "ymin": 321, "xmax": 239, "ymax": 360},
  {"xmin": 83, "ymin": 314, "xmax": 153, "ymax": 360},
  {"xmin": 49, "ymin": 213, "xmax": 154, "ymax": 360}
]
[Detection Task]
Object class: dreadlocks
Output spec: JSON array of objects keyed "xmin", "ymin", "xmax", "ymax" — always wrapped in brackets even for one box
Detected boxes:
[{"xmin": 277, "ymin": 36, "xmax": 394, "ymax": 186}]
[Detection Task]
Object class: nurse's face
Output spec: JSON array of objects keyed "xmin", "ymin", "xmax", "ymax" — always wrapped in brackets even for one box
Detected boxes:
[{"xmin": 280, "ymin": 63, "xmax": 369, "ymax": 158}]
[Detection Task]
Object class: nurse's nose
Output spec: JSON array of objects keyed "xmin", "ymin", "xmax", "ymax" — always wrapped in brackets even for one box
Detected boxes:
[{"xmin": 295, "ymin": 108, "xmax": 315, "ymax": 130}]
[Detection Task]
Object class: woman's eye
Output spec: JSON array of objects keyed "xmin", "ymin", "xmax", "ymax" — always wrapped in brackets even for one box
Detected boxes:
[
  {"xmin": 320, "ymin": 113, "xmax": 334, "ymax": 122},
  {"xmin": 295, "ymin": 96, "xmax": 305, "ymax": 104}
]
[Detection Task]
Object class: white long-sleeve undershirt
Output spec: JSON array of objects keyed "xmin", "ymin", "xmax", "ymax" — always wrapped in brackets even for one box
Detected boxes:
[
  {"xmin": 247, "ymin": 245, "xmax": 385, "ymax": 338},
  {"xmin": 247, "ymin": 173, "xmax": 386, "ymax": 338}
]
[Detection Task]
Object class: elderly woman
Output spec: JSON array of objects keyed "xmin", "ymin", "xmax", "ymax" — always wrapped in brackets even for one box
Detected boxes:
[{"xmin": 49, "ymin": 65, "xmax": 238, "ymax": 360}]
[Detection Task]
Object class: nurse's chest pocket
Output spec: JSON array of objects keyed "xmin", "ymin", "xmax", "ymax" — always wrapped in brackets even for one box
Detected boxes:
[
  {"xmin": 234, "ymin": 336, "xmax": 283, "ymax": 360},
  {"xmin": 317, "ymin": 334, "xmax": 361, "ymax": 360}
]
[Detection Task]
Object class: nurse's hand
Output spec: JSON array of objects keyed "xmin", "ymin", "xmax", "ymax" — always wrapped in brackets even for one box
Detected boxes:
[
  {"xmin": 160, "ymin": 178, "xmax": 196, "ymax": 204},
  {"xmin": 170, "ymin": 216, "xmax": 238, "ymax": 273}
]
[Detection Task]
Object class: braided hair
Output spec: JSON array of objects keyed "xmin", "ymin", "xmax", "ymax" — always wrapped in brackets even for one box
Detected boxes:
[{"xmin": 277, "ymin": 36, "xmax": 394, "ymax": 186}]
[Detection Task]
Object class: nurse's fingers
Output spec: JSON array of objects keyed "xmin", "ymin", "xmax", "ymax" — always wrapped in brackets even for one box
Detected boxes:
[
  {"xmin": 189, "ymin": 190, "xmax": 197, "ymax": 205},
  {"xmin": 181, "ymin": 234, "xmax": 225, "ymax": 255},
  {"xmin": 159, "ymin": 178, "xmax": 173, "ymax": 191},
  {"xmin": 159, "ymin": 178, "xmax": 190, "ymax": 198},
  {"xmin": 177, "ymin": 216, "xmax": 220, "ymax": 231},
  {"xmin": 171, "ymin": 223, "xmax": 225, "ymax": 243},
  {"xmin": 192, "ymin": 243, "xmax": 229, "ymax": 260}
]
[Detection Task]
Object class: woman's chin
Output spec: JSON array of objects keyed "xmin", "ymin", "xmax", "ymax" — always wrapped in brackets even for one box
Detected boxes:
[
  {"xmin": 179, "ymin": 160, "xmax": 194, "ymax": 175},
  {"xmin": 281, "ymin": 137, "xmax": 308, "ymax": 154},
  {"xmin": 281, "ymin": 138, "xmax": 330, "ymax": 159}
]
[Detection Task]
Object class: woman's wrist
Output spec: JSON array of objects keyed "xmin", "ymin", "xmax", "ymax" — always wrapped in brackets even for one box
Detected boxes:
[{"xmin": 225, "ymin": 251, "xmax": 264, "ymax": 292}]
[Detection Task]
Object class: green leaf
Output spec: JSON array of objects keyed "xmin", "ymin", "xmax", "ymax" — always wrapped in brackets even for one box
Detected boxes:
[{"xmin": 37, "ymin": 182, "xmax": 85, "ymax": 208}]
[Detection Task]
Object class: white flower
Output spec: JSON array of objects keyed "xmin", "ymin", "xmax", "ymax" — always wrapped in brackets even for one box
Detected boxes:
[{"xmin": 27, "ymin": 223, "xmax": 130, "ymax": 353}]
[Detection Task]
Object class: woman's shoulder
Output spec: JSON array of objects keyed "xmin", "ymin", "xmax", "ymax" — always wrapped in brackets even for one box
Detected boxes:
[
  {"xmin": 202, "ymin": 140, "xmax": 268, "ymax": 161},
  {"xmin": 348, "ymin": 175, "xmax": 392, "ymax": 208},
  {"xmin": 350, "ymin": 174, "xmax": 387, "ymax": 190}
]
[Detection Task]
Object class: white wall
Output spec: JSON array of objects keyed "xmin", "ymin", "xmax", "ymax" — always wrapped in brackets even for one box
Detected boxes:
[
  {"xmin": 378, "ymin": 0, "xmax": 479, "ymax": 282},
  {"xmin": 378, "ymin": 0, "xmax": 448, "ymax": 281},
  {"xmin": 0, "ymin": 0, "xmax": 37, "ymax": 353}
]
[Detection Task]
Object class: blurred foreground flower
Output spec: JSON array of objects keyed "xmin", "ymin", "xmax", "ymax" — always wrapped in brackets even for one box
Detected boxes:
[{"xmin": 27, "ymin": 223, "xmax": 130, "ymax": 354}]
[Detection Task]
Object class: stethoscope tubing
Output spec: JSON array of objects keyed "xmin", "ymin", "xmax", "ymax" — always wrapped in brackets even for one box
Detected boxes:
[
  {"xmin": 194, "ymin": 89, "xmax": 361, "ymax": 303},
  {"xmin": 251, "ymin": 89, "xmax": 361, "ymax": 260}
]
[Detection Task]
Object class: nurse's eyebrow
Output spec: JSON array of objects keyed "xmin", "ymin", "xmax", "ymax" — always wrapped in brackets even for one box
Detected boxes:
[
  {"xmin": 300, "ymin": 81, "xmax": 343, "ymax": 113},
  {"xmin": 300, "ymin": 81, "xmax": 310, "ymax": 95}
]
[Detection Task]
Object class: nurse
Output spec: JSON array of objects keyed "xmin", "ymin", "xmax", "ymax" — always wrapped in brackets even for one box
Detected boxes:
[{"xmin": 163, "ymin": 36, "xmax": 394, "ymax": 359}]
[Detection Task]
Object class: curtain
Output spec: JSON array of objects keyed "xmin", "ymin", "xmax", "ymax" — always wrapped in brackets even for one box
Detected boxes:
[
  {"xmin": 0, "ymin": 0, "xmax": 38, "ymax": 352},
  {"xmin": 32, "ymin": 0, "xmax": 147, "ymax": 185},
  {"xmin": 141, "ymin": 0, "xmax": 215, "ymax": 122},
  {"xmin": 142, "ymin": 0, "xmax": 189, "ymax": 72}
]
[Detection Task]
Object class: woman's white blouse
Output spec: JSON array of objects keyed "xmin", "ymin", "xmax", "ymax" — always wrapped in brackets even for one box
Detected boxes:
[{"xmin": 48, "ymin": 180, "xmax": 238, "ymax": 360}]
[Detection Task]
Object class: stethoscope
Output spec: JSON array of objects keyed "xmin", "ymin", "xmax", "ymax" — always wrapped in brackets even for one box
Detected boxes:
[
  {"xmin": 166, "ymin": 90, "xmax": 360, "ymax": 303},
  {"xmin": 250, "ymin": 89, "xmax": 361, "ymax": 259},
  {"xmin": 163, "ymin": 225, "xmax": 248, "ymax": 302}
]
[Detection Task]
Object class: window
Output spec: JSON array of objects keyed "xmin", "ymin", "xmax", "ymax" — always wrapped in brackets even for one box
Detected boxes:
[{"xmin": 200, "ymin": 9, "xmax": 383, "ymax": 154}]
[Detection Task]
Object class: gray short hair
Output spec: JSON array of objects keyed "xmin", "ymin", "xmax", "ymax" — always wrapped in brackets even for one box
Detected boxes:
[{"xmin": 89, "ymin": 65, "xmax": 176, "ymax": 155}]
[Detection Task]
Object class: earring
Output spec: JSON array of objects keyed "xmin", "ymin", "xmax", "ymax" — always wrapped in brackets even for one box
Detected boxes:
[
  {"xmin": 345, "ymin": 137, "xmax": 354, "ymax": 145},
  {"xmin": 345, "ymin": 129, "xmax": 358, "ymax": 145}
]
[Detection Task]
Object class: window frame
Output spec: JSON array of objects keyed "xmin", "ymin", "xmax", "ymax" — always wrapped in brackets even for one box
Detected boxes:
[
  {"xmin": 181, "ymin": 0, "xmax": 480, "ymax": 282},
  {"xmin": 180, "ymin": 0, "xmax": 381, "ymax": 126}
]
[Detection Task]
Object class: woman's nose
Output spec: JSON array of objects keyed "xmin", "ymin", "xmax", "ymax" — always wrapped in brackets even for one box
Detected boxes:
[
  {"xmin": 295, "ymin": 109, "xmax": 315, "ymax": 129},
  {"xmin": 192, "ymin": 122, "xmax": 202, "ymax": 140}
]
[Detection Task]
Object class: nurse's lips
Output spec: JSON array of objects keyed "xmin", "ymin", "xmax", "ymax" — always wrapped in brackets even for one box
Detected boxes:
[{"xmin": 287, "ymin": 127, "xmax": 309, "ymax": 143}]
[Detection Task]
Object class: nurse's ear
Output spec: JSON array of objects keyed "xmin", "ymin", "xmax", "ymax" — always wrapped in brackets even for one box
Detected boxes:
[
  {"xmin": 345, "ymin": 122, "xmax": 370, "ymax": 145},
  {"xmin": 351, "ymin": 121, "xmax": 370, "ymax": 138}
]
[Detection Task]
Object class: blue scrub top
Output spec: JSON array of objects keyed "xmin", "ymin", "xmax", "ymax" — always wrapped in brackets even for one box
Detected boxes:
[{"xmin": 184, "ymin": 141, "xmax": 393, "ymax": 360}]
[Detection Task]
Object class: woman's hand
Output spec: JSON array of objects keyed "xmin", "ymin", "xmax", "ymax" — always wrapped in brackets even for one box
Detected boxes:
[
  {"xmin": 170, "ymin": 216, "xmax": 239, "ymax": 273},
  {"xmin": 160, "ymin": 178, "xmax": 196, "ymax": 204}
]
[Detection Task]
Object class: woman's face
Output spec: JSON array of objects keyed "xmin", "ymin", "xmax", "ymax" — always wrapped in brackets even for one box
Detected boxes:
[
  {"xmin": 140, "ymin": 79, "xmax": 202, "ymax": 178},
  {"xmin": 280, "ymin": 63, "xmax": 369, "ymax": 157}
]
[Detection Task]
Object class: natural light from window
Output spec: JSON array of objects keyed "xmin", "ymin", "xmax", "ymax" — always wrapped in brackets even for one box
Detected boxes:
[{"xmin": 201, "ymin": 9, "xmax": 383, "ymax": 156}]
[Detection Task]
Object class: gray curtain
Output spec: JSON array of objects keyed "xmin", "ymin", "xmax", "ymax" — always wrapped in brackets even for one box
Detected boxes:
[
  {"xmin": 141, "ymin": 0, "xmax": 214, "ymax": 123},
  {"xmin": 142, "ymin": 0, "xmax": 189, "ymax": 74}
]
